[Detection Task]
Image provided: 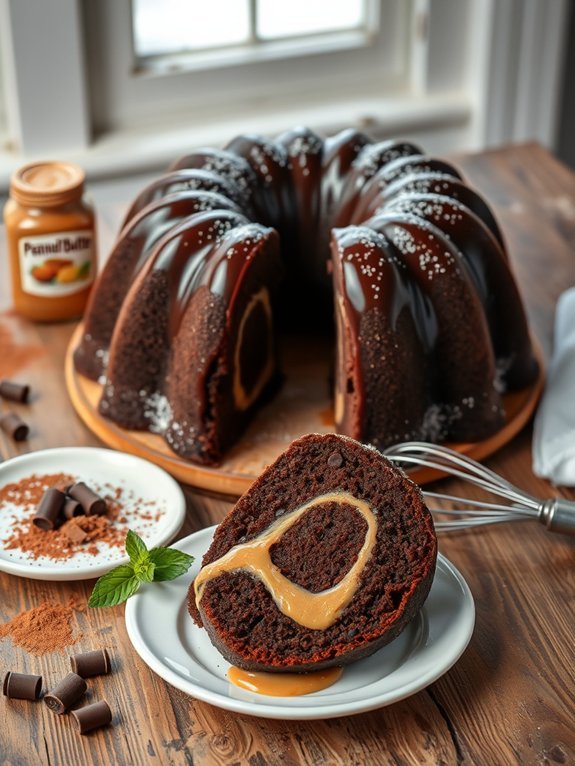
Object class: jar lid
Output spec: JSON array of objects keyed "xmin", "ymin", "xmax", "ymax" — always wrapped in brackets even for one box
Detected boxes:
[{"xmin": 10, "ymin": 161, "xmax": 85, "ymax": 207}]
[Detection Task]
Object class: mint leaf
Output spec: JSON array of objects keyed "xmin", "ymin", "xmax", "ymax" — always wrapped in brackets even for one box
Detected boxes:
[
  {"xmin": 148, "ymin": 547, "xmax": 194, "ymax": 581},
  {"xmin": 134, "ymin": 559, "xmax": 156, "ymax": 583},
  {"xmin": 88, "ymin": 564, "xmax": 140, "ymax": 608},
  {"xmin": 125, "ymin": 530, "xmax": 149, "ymax": 567},
  {"xmin": 88, "ymin": 531, "xmax": 194, "ymax": 607}
]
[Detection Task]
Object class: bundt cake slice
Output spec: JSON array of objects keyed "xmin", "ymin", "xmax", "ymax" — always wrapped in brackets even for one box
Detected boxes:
[
  {"xmin": 73, "ymin": 190, "xmax": 243, "ymax": 382},
  {"xmin": 331, "ymin": 219, "xmax": 504, "ymax": 447},
  {"xmin": 99, "ymin": 211, "xmax": 282, "ymax": 463},
  {"xmin": 188, "ymin": 433, "xmax": 437, "ymax": 672}
]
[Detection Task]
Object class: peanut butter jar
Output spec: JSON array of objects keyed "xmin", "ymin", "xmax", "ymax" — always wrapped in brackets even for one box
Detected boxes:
[{"xmin": 4, "ymin": 161, "xmax": 97, "ymax": 321}]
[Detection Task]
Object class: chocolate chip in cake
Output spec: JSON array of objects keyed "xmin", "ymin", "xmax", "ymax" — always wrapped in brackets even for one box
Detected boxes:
[{"xmin": 327, "ymin": 451, "xmax": 343, "ymax": 468}]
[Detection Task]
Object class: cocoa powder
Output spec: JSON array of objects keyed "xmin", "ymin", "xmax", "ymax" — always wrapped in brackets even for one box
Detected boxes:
[
  {"xmin": 0, "ymin": 472, "xmax": 73, "ymax": 507},
  {"xmin": 1, "ymin": 473, "xmax": 139, "ymax": 560},
  {"xmin": 0, "ymin": 598, "xmax": 83, "ymax": 655}
]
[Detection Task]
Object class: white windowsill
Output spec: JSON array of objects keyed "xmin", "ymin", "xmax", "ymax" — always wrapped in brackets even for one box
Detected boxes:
[{"xmin": 0, "ymin": 91, "xmax": 471, "ymax": 192}]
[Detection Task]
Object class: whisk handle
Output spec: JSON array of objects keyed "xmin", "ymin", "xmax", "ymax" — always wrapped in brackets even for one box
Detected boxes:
[{"xmin": 538, "ymin": 499, "xmax": 575, "ymax": 535}]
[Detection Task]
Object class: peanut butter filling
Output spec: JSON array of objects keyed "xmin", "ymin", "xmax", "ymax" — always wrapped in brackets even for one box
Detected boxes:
[
  {"xmin": 194, "ymin": 491, "xmax": 377, "ymax": 630},
  {"xmin": 227, "ymin": 665, "xmax": 343, "ymax": 696},
  {"xmin": 233, "ymin": 287, "xmax": 274, "ymax": 411}
]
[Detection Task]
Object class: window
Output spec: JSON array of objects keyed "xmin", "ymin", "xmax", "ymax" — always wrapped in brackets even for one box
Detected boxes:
[
  {"xmin": 84, "ymin": 0, "xmax": 405, "ymax": 134},
  {"xmin": 132, "ymin": 0, "xmax": 371, "ymax": 72}
]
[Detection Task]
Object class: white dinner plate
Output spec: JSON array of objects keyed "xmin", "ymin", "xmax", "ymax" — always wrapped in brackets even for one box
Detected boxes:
[
  {"xmin": 0, "ymin": 447, "xmax": 186, "ymax": 581},
  {"xmin": 125, "ymin": 526, "xmax": 475, "ymax": 720}
]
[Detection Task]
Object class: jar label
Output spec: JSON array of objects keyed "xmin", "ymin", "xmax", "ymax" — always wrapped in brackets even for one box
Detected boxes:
[{"xmin": 18, "ymin": 231, "xmax": 95, "ymax": 297}]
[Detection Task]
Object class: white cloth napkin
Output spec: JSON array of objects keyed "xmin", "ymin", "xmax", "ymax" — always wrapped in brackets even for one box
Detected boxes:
[{"xmin": 533, "ymin": 287, "xmax": 575, "ymax": 486}]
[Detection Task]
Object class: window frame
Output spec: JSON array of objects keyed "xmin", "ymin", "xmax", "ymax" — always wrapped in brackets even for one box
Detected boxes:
[{"xmin": 84, "ymin": 0, "xmax": 408, "ymax": 134}]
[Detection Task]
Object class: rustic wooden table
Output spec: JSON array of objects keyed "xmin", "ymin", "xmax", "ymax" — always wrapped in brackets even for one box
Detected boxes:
[{"xmin": 1, "ymin": 143, "xmax": 574, "ymax": 765}]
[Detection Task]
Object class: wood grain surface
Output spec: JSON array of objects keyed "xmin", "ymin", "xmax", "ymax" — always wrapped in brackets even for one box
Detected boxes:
[{"xmin": 1, "ymin": 143, "xmax": 575, "ymax": 766}]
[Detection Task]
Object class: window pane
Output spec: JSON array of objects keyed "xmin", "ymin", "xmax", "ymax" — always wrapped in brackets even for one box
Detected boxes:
[
  {"xmin": 257, "ymin": 0, "xmax": 365, "ymax": 40},
  {"xmin": 133, "ymin": 0, "xmax": 250, "ymax": 57}
]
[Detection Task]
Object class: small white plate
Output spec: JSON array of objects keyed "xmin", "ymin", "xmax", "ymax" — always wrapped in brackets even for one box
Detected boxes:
[
  {"xmin": 0, "ymin": 447, "xmax": 186, "ymax": 581},
  {"xmin": 125, "ymin": 526, "xmax": 475, "ymax": 720}
]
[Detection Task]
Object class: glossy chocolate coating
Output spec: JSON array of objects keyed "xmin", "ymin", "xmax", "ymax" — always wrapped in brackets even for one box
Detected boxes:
[
  {"xmin": 74, "ymin": 190, "xmax": 244, "ymax": 381},
  {"xmin": 381, "ymin": 172, "xmax": 506, "ymax": 249},
  {"xmin": 122, "ymin": 169, "xmax": 248, "ymax": 228},
  {"xmin": 350, "ymin": 156, "xmax": 462, "ymax": 225},
  {"xmin": 334, "ymin": 140, "xmax": 422, "ymax": 227}
]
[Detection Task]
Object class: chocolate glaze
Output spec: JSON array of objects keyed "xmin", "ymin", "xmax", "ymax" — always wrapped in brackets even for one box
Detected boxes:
[
  {"xmin": 122, "ymin": 169, "xmax": 250, "ymax": 227},
  {"xmin": 277, "ymin": 127, "xmax": 323, "ymax": 250},
  {"xmin": 168, "ymin": 147, "xmax": 257, "ymax": 198},
  {"xmin": 380, "ymin": 195, "xmax": 537, "ymax": 389},
  {"xmin": 377, "ymin": 214, "xmax": 503, "ymax": 441},
  {"xmin": 100, "ymin": 206, "xmax": 281, "ymax": 461},
  {"xmin": 317, "ymin": 129, "xmax": 370, "ymax": 272},
  {"xmin": 225, "ymin": 134, "xmax": 293, "ymax": 231},
  {"xmin": 334, "ymin": 140, "xmax": 422, "ymax": 227},
  {"xmin": 74, "ymin": 190, "xmax": 243, "ymax": 381},
  {"xmin": 350, "ymin": 156, "xmax": 462, "ymax": 225},
  {"xmin": 321, "ymin": 129, "xmax": 370, "ymax": 224},
  {"xmin": 381, "ymin": 173, "xmax": 506, "ymax": 250},
  {"xmin": 331, "ymin": 226, "xmax": 429, "ymax": 443}
]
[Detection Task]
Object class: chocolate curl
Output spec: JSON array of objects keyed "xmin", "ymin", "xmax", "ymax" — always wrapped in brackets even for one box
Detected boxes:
[
  {"xmin": 0, "ymin": 380, "xmax": 30, "ymax": 403},
  {"xmin": 68, "ymin": 482, "xmax": 107, "ymax": 516},
  {"xmin": 63, "ymin": 498, "xmax": 84, "ymax": 519},
  {"xmin": 33, "ymin": 488, "xmax": 66, "ymax": 531},
  {"xmin": 0, "ymin": 412, "xmax": 29, "ymax": 441},
  {"xmin": 44, "ymin": 672, "xmax": 87, "ymax": 714},
  {"xmin": 70, "ymin": 649, "xmax": 111, "ymax": 678},
  {"xmin": 3, "ymin": 672, "xmax": 42, "ymax": 700},
  {"xmin": 72, "ymin": 700, "xmax": 112, "ymax": 734}
]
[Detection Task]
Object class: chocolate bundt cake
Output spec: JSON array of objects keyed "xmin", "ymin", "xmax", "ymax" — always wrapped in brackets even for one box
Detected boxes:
[
  {"xmin": 73, "ymin": 127, "xmax": 538, "ymax": 464},
  {"xmin": 188, "ymin": 433, "xmax": 437, "ymax": 672}
]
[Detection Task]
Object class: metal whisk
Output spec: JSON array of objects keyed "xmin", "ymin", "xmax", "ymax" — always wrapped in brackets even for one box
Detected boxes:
[{"xmin": 383, "ymin": 442, "xmax": 575, "ymax": 535}]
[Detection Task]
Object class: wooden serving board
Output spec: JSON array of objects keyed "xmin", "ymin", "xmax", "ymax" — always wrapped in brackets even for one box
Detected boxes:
[{"xmin": 65, "ymin": 323, "xmax": 544, "ymax": 496}]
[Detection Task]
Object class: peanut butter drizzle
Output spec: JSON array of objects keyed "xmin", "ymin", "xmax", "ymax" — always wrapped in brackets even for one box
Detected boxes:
[
  {"xmin": 227, "ymin": 666, "xmax": 343, "ymax": 696},
  {"xmin": 233, "ymin": 287, "xmax": 274, "ymax": 411},
  {"xmin": 194, "ymin": 491, "xmax": 377, "ymax": 630}
]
